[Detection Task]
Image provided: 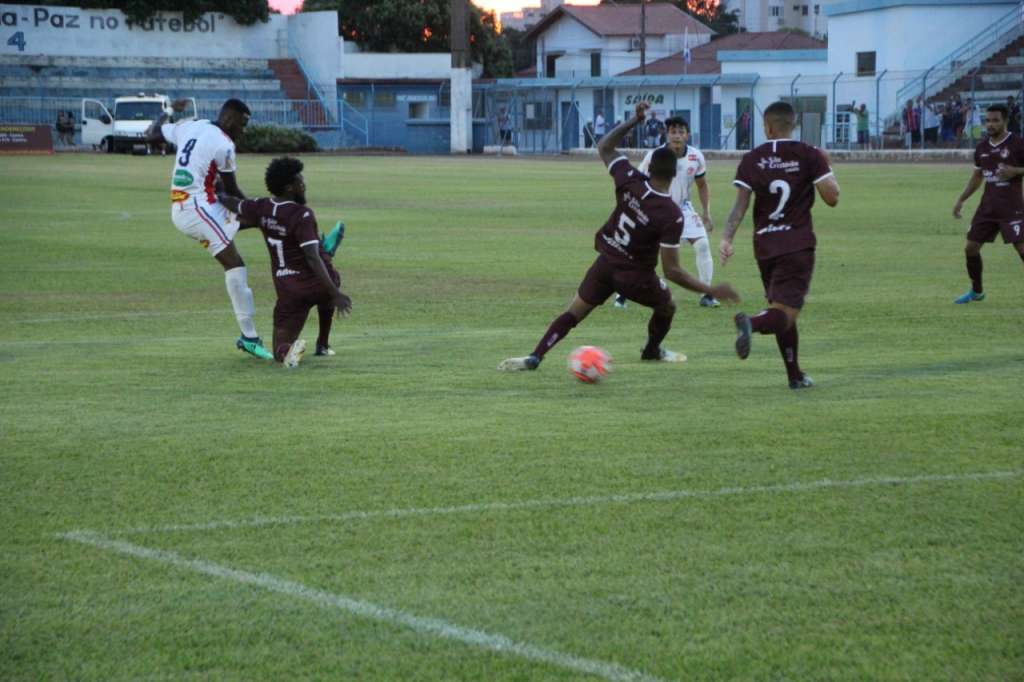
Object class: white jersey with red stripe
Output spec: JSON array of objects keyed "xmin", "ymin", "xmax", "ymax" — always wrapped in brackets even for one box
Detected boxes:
[{"xmin": 161, "ymin": 119, "xmax": 237, "ymax": 207}]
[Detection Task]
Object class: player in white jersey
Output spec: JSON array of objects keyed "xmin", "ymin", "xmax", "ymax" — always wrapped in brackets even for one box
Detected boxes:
[
  {"xmin": 614, "ymin": 116, "xmax": 719, "ymax": 308},
  {"xmin": 145, "ymin": 99, "xmax": 272, "ymax": 360}
]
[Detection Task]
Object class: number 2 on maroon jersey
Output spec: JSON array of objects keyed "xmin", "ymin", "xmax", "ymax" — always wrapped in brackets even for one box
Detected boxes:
[{"xmin": 768, "ymin": 179, "xmax": 791, "ymax": 221}]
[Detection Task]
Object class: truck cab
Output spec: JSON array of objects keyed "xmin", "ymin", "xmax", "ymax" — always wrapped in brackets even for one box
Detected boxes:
[{"xmin": 81, "ymin": 94, "xmax": 196, "ymax": 153}]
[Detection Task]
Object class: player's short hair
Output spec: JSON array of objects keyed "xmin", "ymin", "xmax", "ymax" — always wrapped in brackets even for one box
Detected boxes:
[
  {"xmin": 664, "ymin": 116, "xmax": 689, "ymax": 132},
  {"xmin": 987, "ymin": 104, "xmax": 1009, "ymax": 121},
  {"xmin": 648, "ymin": 146, "xmax": 678, "ymax": 181},
  {"xmin": 220, "ymin": 98, "xmax": 251, "ymax": 118},
  {"xmin": 265, "ymin": 156, "xmax": 304, "ymax": 196},
  {"xmin": 764, "ymin": 101, "xmax": 797, "ymax": 131}
]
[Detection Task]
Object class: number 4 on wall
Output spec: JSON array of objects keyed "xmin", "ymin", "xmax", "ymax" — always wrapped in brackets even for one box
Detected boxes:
[{"xmin": 7, "ymin": 32, "xmax": 26, "ymax": 52}]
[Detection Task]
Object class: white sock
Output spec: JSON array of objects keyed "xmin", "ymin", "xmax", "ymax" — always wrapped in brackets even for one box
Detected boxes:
[
  {"xmin": 224, "ymin": 266, "xmax": 258, "ymax": 338},
  {"xmin": 693, "ymin": 236, "xmax": 714, "ymax": 289}
]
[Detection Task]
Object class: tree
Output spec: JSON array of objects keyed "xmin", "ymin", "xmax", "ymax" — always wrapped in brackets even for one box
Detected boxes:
[
  {"xmin": 502, "ymin": 27, "xmax": 536, "ymax": 74},
  {"xmin": 1, "ymin": 0, "xmax": 269, "ymax": 24},
  {"xmin": 303, "ymin": 0, "xmax": 514, "ymax": 78}
]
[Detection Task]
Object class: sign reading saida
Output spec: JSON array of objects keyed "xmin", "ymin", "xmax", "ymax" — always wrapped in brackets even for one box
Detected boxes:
[{"xmin": 0, "ymin": 125, "xmax": 54, "ymax": 154}]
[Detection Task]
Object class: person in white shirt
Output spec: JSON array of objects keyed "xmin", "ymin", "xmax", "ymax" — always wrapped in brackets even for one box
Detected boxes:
[
  {"xmin": 615, "ymin": 116, "xmax": 720, "ymax": 308},
  {"xmin": 594, "ymin": 112, "xmax": 606, "ymax": 141},
  {"xmin": 145, "ymin": 98, "xmax": 273, "ymax": 360}
]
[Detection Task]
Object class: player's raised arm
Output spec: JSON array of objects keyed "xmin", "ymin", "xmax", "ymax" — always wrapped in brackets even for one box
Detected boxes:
[
  {"xmin": 144, "ymin": 98, "xmax": 189, "ymax": 146},
  {"xmin": 719, "ymin": 186, "xmax": 752, "ymax": 265},
  {"xmin": 660, "ymin": 245, "xmax": 739, "ymax": 302},
  {"xmin": 953, "ymin": 168, "xmax": 984, "ymax": 219},
  {"xmin": 597, "ymin": 102, "xmax": 649, "ymax": 166}
]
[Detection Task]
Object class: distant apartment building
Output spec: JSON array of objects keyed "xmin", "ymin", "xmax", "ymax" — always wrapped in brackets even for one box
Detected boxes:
[
  {"xmin": 723, "ymin": 0, "xmax": 835, "ymax": 38},
  {"xmin": 500, "ymin": 0, "xmax": 564, "ymax": 31}
]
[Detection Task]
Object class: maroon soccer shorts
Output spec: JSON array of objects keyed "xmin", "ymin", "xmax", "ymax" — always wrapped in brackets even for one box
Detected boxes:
[
  {"xmin": 273, "ymin": 272, "xmax": 340, "ymax": 337},
  {"xmin": 967, "ymin": 216, "xmax": 1024, "ymax": 244},
  {"xmin": 757, "ymin": 248, "xmax": 815, "ymax": 309},
  {"xmin": 577, "ymin": 256, "xmax": 672, "ymax": 308}
]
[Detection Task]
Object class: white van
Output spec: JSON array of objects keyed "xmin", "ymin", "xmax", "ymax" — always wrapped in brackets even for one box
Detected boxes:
[{"xmin": 81, "ymin": 94, "xmax": 196, "ymax": 153}]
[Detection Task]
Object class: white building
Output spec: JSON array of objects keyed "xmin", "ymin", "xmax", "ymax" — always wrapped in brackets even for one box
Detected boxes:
[
  {"xmin": 525, "ymin": 3, "xmax": 714, "ymax": 79},
  {"xmin": 724, "ymin": 0, "xmax": 838, "ymax": 38}
]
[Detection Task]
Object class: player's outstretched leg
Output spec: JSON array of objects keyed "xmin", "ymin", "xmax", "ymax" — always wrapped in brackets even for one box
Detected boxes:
[
  {"xmin": 641, "ymin": 300, "xmax": 686, "ymax": 362},
  {"xmin": 955, "ymin": 242, "xmax": 985, "ymax": 304},
  {"xmin": 734, "ymin": 312, "xmax": 752, "ymax": 359},
  {"xmin": 322, "ymin": 221, "xmax": 345, "ymax": 258},
  {"xmin": 315, "ymin": 301, "xmax": 335, "ymax": 356},
  {"xmin": 499, "ymin": 295, "xmax": 593, "ymax": 371},
  {"xmin": 218, "ymin": 246, "xmax": 272, "ymax": 360}
]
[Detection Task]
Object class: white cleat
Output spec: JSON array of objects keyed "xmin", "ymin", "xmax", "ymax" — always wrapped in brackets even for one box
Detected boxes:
[
  {"xmin": 497, "ymin": 355, "xmax": 539, "ymax": 371},
  {"xmin": 642, "ymin": 348, "xmax": 687, "ymax": 363},
  {"xmin": 283, "ymin": 339, "xmax": 307, "ymax": 369}
]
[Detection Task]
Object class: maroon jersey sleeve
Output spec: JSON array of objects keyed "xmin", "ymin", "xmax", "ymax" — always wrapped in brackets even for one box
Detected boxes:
[
  {"xmin": 658, "ymin": 204, "xmax": 685, "ymax": 247},
  {"xmin": 289, "ymin": 207, "xmax": 320, "ymax": 248},
  {"xmin": 608, "ymin": 155, "xmax": 641, "ymax": 189},
  {"xmin": 973, "ymin": 143, "xmax": 982, "ymax": 170},
  {"xmin": 734, "ymin": 151, "xmax": 756, "ymax": 191},
  {"xmin": 237, "ymin": 197, "xmax": 267, "ymax": 225},
  {"xmin": 809, "ymin": 147, "xmax": 833, "ymax": 185}
]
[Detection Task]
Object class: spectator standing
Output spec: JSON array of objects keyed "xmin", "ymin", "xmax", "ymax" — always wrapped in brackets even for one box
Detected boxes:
[
  {"xmin": 594, "ymin": 111, "xmax": 606, "ymax": 141},
  {"xmin": 856, "ymin": 103, "xmax": 869, "ymax": 148}
]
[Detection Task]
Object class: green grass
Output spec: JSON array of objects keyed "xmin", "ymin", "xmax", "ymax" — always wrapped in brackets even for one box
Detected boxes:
[{"xmin": 1, "ymin": 153, "xmax": 1021, "ymax": 681}]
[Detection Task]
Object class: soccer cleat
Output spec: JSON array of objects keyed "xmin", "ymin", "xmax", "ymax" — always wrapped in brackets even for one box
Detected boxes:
[
  {"xmin": 498, "ymin": 354, "xmax": 540, "ymax": 371},
  {"xmin": 282, "ymin": 339, "xmax": 307, "ymax": 369},
  {"xmin": 734, "ymin": 313, "xmax": 752, "ymax": 360},
  {"xmin": 640, "ymin": 347, "xmax": 687, "ymax": 363},
  {"xmin": 315, "ymin": 343, "xmax": 336, "ymax": 357},
  {"xmin": 613, "ymin": 294, "xmax": 628, "ymax": 309},
  {"xmin": 236, "ymin": 335, "xmax": 273, "ymax": 360},
  {"xmin": 789, "ymin": 374, "xmax": 814, "ymax": 390},
  {"xmin": 322, "ymin": 221, "xmax": 345, "ymax": 257},
  {"xmin": 953, "ymin": 289, "xmax": 985, "ymax": 304},
  {"xmin": 699, "ymin": 294, "xmax": 720, "ymax": 308}
]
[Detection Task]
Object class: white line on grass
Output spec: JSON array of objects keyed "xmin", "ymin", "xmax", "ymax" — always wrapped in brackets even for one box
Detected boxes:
[
  {"xmin": 107, "ymin": 470, "xmax": 1022, "ymax": 536},
  {"xmin": 59, "ymin": 531, "xmax": 665, "ymax": 682}
]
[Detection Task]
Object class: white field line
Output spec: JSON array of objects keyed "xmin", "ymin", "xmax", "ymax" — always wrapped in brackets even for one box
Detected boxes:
[
  {"xmin": 58, "ymin": 531, "xmax": 665, "ymax": 682},
  {"xmin": 105, "ymin": 470, "xmax": 1022, "ymax": 536}
]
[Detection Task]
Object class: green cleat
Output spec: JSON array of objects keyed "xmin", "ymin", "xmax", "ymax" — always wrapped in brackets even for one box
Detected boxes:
[
  {"xmin": 322, "ymin": 221, "xmax": 345, "ymax": 257},
  {"xmin": 236, "ymin": 335, "xmax": 273, "ymax": 360}
]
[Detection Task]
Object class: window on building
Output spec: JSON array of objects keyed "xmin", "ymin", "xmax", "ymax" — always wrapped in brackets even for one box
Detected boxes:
[
  {"xmin": 342, "ymin": 91, "xmax": 366, "ymax": 109},
  {"xmin": 770, "ymin": 5, "xmax": 781, "ymax": 16},
  {"xmin": 409, "ymin": 102, "xmax": 429, "ymax": 119},
  {"xmin": 590, "ymin": 52, "xmax": 601, "ymax": 77},
  {"xmin": 856, "ymin": 51, "xmax": 876, "ymax": 76},
  {"xmin": 802, "ymin": 5, "xmax": 809, "ymax": 14},
  {"xmin": 374, "ymin": 91, "xmax": 396, "ymax": 108},
  {"xmin": 545, "ymin": 53, "xmax": 559, "ymax": 78},
  {"xmin": 814, "ymin": 4, "xmax": 820, "ymax": 13}
]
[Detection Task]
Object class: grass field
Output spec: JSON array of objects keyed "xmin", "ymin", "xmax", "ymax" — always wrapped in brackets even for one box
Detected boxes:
[{"xmin": 1, "ymin": 153, "xmax": 1021, "ymax": 681}]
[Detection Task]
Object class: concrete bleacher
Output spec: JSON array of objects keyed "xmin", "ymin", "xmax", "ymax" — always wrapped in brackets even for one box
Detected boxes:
[{"xmin": 0, "ymin": 55, "xmax": 289, "ymax": 101}]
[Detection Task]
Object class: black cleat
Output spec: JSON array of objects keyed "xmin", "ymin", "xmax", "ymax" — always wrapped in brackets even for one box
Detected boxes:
[
  {"xmin": 734, "ymin": 313, "xmax": 752, "ymax": 359},
  {"xmin": 315, "ymin": 343, "xmax": 336, "ymax": 357}
]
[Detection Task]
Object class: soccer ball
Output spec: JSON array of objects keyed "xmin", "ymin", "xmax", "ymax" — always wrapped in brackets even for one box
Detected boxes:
[{"xmin": 568, "ymin": 346, "xmax": 612, "ymax": 383}]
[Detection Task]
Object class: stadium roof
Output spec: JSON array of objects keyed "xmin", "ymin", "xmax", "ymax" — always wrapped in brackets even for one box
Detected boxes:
[
  {"xmin": 525, "ymin": 3, "xmax": 713, "ymax": 41},
  {"xmin": 618, "ymin": 31, "xmax": 828, "ymax": 76}
]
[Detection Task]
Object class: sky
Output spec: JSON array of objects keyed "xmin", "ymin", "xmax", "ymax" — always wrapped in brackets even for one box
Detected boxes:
[{"xmin": 268, "ymin": 0, "xmax": 599, "ymax": 17}]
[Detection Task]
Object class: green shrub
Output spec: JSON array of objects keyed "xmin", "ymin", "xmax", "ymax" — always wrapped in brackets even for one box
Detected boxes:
[{"xmin": 238, "ymin": 124, "xmax": 318, "ymax": 153}]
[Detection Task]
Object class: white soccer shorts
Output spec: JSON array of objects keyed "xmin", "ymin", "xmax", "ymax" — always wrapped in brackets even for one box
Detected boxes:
[
  {"xmin": 171, "ymin": 198, "xmax": 240, "ymax": 257},
  {"xmin": 681, "ymin": 203, "xmax": 708, "ymax": 241}
]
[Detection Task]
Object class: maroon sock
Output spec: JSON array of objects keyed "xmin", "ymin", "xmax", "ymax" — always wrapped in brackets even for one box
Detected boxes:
[
  {"xmin": 776, "ymin": 323, "xmax": 802, "ymax": 382},
  {"xmin": 643, "ymin": 311, "xmax": 674, "ymax": 356},
  {"xmin": 531, "ymin": 312, "xmax": 578, "ymax": 359},
  {"xmin": 966, "ymin": 254, "xmax": 983, "ymax": 293},
  {"xmin": 749, "ymin": 308, "xmax": 788, "ymax": 335},
  {"xmin": 316, "ymin": 303, "xmax": 333, "ymax": 349}
]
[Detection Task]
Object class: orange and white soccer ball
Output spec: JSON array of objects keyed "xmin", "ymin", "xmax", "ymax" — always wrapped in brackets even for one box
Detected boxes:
[{"xmin": 568, "ymin": 345, "xmax": 612, "ymax": 383}]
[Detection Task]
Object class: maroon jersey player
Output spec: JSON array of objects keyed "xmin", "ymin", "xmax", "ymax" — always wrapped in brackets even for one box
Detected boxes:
[
  {"xmin": 219, "ymin": 157, "xmax": 352, "ymax": 368},
  {"xmin": 952, "ymin": 103, "xmax": 1024, "ymax": 304},
  {"xmin": 499, "ymin": 102, "xmax": 738, "ymax": 373},
  {"xmin": 719, "ymin": 101, "xmax": 840, "ymax": 389}
]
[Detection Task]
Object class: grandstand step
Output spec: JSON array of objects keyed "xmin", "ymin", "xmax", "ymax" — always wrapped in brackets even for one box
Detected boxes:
[
  {"xmin": 980, "ymin": 72, "xmax": 1024, "ymax": 86},
  {"xmin": 1008, "ymin": 57, "xmax": 1024, "ymax": 66},
  {"xmin": 0, "ymin": 76, "xmax": 283, "ymax": 91},
  {"xmin": 961, "ymin": 89, "xmax": 1021, "ymax": 101}
]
